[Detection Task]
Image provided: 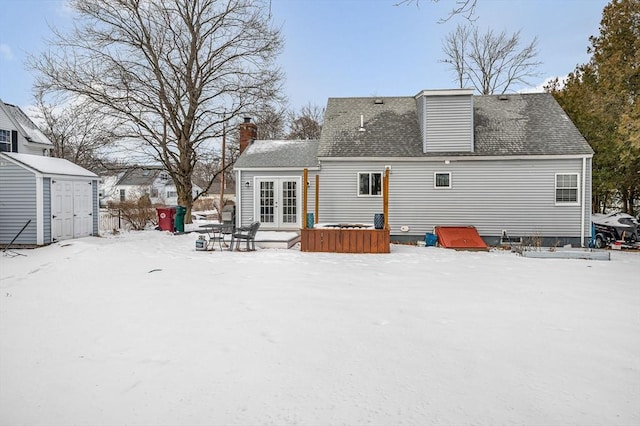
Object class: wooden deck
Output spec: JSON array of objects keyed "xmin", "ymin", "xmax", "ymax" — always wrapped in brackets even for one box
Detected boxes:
[{"xmin": 300, "ymin": 228, "xmax": 390, "ymax": 253}]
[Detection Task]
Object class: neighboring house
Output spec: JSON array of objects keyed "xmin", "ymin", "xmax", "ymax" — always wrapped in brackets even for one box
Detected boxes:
[
  {"xmin": 0, "ymin": 98, "xmax": 53, "ymax": 156},
  {"xmin": 0, "ymin": 99, "xmax": 100, "ymax": 246},
  {"xmin": 100, "ymin": 167, "xmax": 202, "ymax": 206},
  {"xmin": 234, "ymin": 89, "xmax": 594, "ymax": 246}
]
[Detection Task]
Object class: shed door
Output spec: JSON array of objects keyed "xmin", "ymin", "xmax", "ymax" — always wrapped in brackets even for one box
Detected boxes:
[
  {"xmin": 73, "ymin": 181, "xmax": 93, "ymax": 237},
  {"xmin": 255, "ymin": 177, "xmax": 301, "ymax": 230},
  {"xmin": 51, "ymin": 180, "xmax": 93, "ymax": 241},
  {"xmin": 51, "ymin": 180, "xmax": 74, "ymax": 240}
]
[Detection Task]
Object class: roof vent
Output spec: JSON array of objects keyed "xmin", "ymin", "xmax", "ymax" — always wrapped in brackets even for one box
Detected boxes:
[
  {"xmin": 358, "ymin": 114, "xmax": 366, "ymax": 132},
  {"xmin": 374, "ymin": 99, "xmax": 384, "ymax": 105},
  {"xmin": 498, "ymin": 95, "xmax": 509, "ymax": 101}
]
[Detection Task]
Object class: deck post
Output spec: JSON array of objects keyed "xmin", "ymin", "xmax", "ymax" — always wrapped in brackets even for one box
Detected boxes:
[
  {"xmin": 315, "ymin": 174, "xmax": 319, "ymax": 225},
  {"xmin": 303, "ymin": 168, "xmax": 308, "ymax": 229},
  {"xmin": 383, "ymin": 168, "xmax": 390, "ymax": 230}
]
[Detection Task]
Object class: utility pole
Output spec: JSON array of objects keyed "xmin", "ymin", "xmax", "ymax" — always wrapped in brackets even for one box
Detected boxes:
[{"xmin": 219, "ymin": 113, "xmax": 226, "ymax": 221}]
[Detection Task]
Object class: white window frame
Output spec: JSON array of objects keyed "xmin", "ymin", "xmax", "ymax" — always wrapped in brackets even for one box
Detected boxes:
[
  {"xmin": 357, "ymin": 172, "xmax": 383, "ymax": 197},
  {"xmin": 0, "ymin": 129, "xmax": 11, "ymax": 152},
  {"xmin": 434, "ymin": 172, "xmax": 451, "ymax": 189},
  {"xmin": 555, "ymin": 173, "xmax": 580, "ymax": 205}
]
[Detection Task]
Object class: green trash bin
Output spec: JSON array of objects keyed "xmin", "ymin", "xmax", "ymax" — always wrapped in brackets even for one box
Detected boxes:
[{"xmin": 174, "ymin": 205, "xmax": 186, "ymax": 233}]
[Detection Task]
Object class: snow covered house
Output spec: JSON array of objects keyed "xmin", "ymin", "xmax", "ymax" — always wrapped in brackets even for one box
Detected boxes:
[
  {"xmin": 0, "ymin": 99, "xmax": 100, "ymax": 247},
  {"xmin": 233, "ymin": 90, "xmax": 594, "ymax": 246},
  {"xmin": 100, "ymin": 167, "xmax": 202, "ymax": 206},
  {"xmin": 0, "ymin": 98, "xmax": 53, "ymax": 156}
]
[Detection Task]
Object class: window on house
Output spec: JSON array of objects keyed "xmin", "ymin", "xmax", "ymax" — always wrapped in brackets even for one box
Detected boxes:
[
  {"xmin": 434, "ymin": 172, "xmax": 451, "ymax": 188},
  {"xmin": 119, "ymin": 189, "xmax": 126, "ymax": 201},
  {"xmin": 358, "ymin": 172, "xmax": 382, "ymax": 196},
  {"xmin": 167, "ymin": 191, "xmax": 177, "ymax": 198},
  {"xmin": 555, "ymin": 173, "xmax": 579, "ymax": 204},
  {"xmin": 0, "ymin": 129, "xmax": 11, "ymax": 152}
]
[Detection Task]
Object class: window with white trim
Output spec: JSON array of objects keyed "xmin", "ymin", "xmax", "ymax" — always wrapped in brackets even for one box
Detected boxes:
[
  {"xmin": 0, "ymin": 129, "xmax": 11, "ymax": 152},
  {"xmin": 358, "ymin": 172, "xmax": 382, "ymax": 196},
  {"xmin": 555, "ymin": 173, "xmax": 579, "ymax": 204},
  {"xmin": 434, "ymin": 172, "xmax": 451, "ymax": 188}
]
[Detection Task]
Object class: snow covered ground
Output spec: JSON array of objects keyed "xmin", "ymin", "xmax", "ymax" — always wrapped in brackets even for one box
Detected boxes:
[{"xmin": 1, "ymin": 230, "xmax": 639, "ymax": 426}]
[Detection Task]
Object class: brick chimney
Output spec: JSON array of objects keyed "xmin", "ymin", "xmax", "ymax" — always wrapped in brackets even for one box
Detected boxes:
[{"xmin": 239, "ymin": 117, "xmax": 257, "ymax": 154}]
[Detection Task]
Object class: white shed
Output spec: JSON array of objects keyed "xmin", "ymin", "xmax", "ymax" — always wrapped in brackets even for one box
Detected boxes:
[{"xmin": 0, "ymin": 152, "xmax": 99, "ymax": 246}]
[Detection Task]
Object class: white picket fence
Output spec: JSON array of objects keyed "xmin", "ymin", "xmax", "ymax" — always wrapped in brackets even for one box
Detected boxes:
[{"xmin": 99, "ymin": 208, "xmax": 130, "ymax": 232}]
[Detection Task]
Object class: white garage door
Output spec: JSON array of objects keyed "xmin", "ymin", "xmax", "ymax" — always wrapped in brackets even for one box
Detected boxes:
[{"xmin": 51, "ymin": 180, "xmax": 93, "ymax": 241}]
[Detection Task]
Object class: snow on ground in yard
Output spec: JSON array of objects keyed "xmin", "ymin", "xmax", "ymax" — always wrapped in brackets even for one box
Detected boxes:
[{"xmin": 1, "ymin": 231, "xmax": 639, "ymax": 426}]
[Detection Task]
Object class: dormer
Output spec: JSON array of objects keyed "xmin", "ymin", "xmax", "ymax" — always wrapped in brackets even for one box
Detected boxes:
[{"xmin": 415, "ymin": 89, "xmax": 474, "ymax": 153}]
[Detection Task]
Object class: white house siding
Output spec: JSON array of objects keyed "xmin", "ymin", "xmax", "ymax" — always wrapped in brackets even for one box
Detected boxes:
[
  {"xmin": 419, "ymin": 95, "xmax": 474, "ymax": 153},
  {"xmin": 317, "ymin": 158, "xmax": 591, "ymax": 245},
  {"xmin": 0, "ymin": 161, "xmax": 38, "ymax": 245},
  {"xmin": 236, "ymin": 169, "xmax": 317, "ymax": 229}
]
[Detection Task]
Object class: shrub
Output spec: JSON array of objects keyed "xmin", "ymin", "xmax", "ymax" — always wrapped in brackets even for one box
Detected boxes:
[{"xmin": 108, "ymin": 196, "xmax": 156, "ymax": 230}]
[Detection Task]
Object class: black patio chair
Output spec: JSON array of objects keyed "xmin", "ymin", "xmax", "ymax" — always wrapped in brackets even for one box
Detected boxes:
[{"xmin": 230, "ymin": 221, "xmax": 260, "ymax": 251}]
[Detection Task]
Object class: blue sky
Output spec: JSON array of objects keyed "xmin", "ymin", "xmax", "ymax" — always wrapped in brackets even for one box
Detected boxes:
[{"xmin": 1, "ymin": 0, "xmax": 609, "ymax": 112}]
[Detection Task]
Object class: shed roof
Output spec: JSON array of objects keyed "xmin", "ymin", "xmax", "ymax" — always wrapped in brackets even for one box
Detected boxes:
[
  {"xmin": 234, "ymin": 139, "xmax": 319, "ymax": 169},
  {"xmin": 2, "ymin": 152, "xmax": 98, "ymax": 178}
]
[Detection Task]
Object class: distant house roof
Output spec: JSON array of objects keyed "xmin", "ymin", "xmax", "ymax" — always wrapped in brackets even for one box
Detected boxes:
[
  {"xmin": 116, "ymin": 167, "xmax": 165, "ymax": 186},
  {"xmin": 318, "ymin": 92, "xmax": 592, "ymax": 158},
  {"xmin": 1, "ymin": 152, "xmax": 98, "ymax": 178},
  {"xmin": 0, "ymin": 100, "xmax": 53, "ymax": 146},
  {"xmin": 234, "ymin": 139, "xmax": 320, "ymax": 169}
]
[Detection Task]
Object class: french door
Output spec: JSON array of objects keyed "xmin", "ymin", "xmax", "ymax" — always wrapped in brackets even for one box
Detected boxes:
[{"xmin": 255, "ymin": 177, "xmax": 301, "ymax": 229}]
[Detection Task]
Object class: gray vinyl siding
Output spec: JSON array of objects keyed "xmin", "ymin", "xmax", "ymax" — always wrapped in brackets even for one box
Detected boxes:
[
  {"xmin": 236, "ymin": 169, "xmax": 316, "ymax": 228},
  {"xmin": 0, "ymin": 162, "xmax": 37, "ymax": 245},
  {"xmin": 317, "ymin": 158, "xmax": 591, "ymax": 241},
  {"xmin": 421, "ymin": 95, "xmax": 473, "ymax": 153},
  {"xmin": 43, "ymin": 177, "xmax": 51, "ymax": 244}
]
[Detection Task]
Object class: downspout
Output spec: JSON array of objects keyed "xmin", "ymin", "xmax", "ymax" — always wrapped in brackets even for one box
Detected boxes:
[
  {"xmin": 580, "ymin": 157, "xmax": 586, "ymax": 247},
  {"xmin": 236, "ymin": 169, "xmax": 241, "ymax": 228}
]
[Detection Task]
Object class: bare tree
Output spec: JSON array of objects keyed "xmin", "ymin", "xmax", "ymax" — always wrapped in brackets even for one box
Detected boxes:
[
  {"xmin": 30, "ymin": 0, "xmax": 284, "ymax": 220},
  {"xmin": 441, "ymin": 24, "xmax": 541, "ymax": 94},
  {"xmin": 254, "ymin": 104, "xmax": 287, "ymax": 140},
  {"xmin": 286, "ymin": 103, "xmax": 323, "ymax": 140},
  {"xmin": 32, "ymin": 91, "xmax": 119, "ymax": 173},
  {"xmin": 395, "ymin": 0, "xmax": 478, "ymax": 22}
]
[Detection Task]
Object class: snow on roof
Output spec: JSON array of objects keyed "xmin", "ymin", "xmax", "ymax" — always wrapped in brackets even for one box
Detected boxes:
[
  {"xmin": 2, "ymin": 152, "xmax": 98, "ymax": 178},
  {"xmin": 4, "ymin": 103, "xmax": 53, "ymax": 146},
  {"xmin": 245, "ymin": 139, "xmax": 306, "ymax": 154}
]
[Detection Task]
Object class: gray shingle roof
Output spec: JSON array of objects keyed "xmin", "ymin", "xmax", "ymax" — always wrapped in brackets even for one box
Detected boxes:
[
  {"xmin": 233, "ymin": 92, "xmax": 592, "ymax": 169},
  {"xmin": 473, "ymin": 93, "xmax": 593, "ymax": 156},
  {"xmin": 318, "ymin": 97, "xmax": 422, "ymax": 157},
  {"xmin": 117, "ymin": 167, "xmax": 164, "ymax": 185},
  {"xmin": 234, "ymin": 139, "xmax": 319, "ymax": 168},
  {"xmin": 317, "ymin": 92, "xmax": 592, "ymax": 158}
]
